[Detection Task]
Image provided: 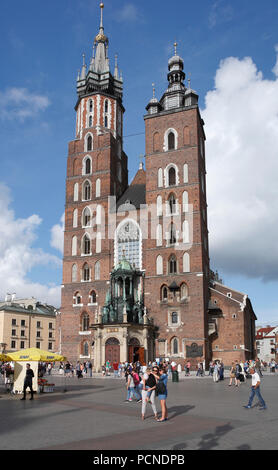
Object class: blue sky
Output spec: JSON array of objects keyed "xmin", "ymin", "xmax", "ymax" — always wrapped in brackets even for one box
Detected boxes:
[{"xmin": 0, "ymin": 0, "xmax": 278, "ymax": 325}]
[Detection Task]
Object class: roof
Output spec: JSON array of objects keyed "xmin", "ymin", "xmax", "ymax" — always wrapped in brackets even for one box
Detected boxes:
[
  {"xmin": 0, "ymin": 302, "xmax": 56, "ymax": 317},
  {"xmin": 116, "ymin": 183, "xmax": 146, "ymax": 212}
]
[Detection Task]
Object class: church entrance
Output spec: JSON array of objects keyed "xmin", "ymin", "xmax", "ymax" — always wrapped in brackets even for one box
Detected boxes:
[
  {"xmin": 105, "ymin": 337, "xmax": 120, "ymax": 364},
  {"xmin": 128, "ymin": 337, "xmax": 145, "ymax": 364}
]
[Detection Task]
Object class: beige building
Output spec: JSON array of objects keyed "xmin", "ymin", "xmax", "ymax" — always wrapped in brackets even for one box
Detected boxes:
[{"xmin": 0, "ymin": 295, "xmax": 57, "ymax": 354}]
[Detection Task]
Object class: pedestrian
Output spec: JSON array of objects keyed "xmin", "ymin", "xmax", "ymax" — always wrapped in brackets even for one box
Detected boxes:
[
  {"xmin": 209, "ymin": 361, "xmax": 214, "ymax": 376},
  {"xmin": 185, "ymin": 360, "xmax": 191, "ymax": 376},
  {"xmin": 141, "ymin": 367, "xmax": 158, "ymax": 421},
  {"xmin": 255, "ymin": 357, "xmax": 263, "ymax": 377},
  {"xmin": 125, "ymin": 370, "xmax": 141, "ymax": 402},
  {"xmin": 47, "ymin": 363, "xmax": 52, "ymax": 375},
  {"xmin": 235, "ymin": 360, "xmax": 242, "ymax": 386},
  {"xmin": 243, "ymin": 367, "xmax": 267, "ymax": 410},
  {"xmin": 88, "ymin": 361, "xmax": 92, "ymax": 377},
  {"xmin": 76, "ymin": 361, "xmax": 82, "ymax": 379},
  {"xmin": 219, "ymin": 362, "xmax": 224, "ymax": 381},
  {"xmin": 229, "ymin": 362, "xmax": 236, "ymax": 386},
  {"xmin": 20, "ymin": 364, "xmax": 34, "ymax": 400},
  {"xmin": 213, "ymin": 361, "xmax": 219, "ymax": 383},
  {"xmin": 65, "ymin": 361, "xmax": 71, "ymax": 377},
  {"xmin": 154, "ymin": 367, "xmax": 168, "ymax": 422},
  {"xmin": 113, "ymin": 361, "xmax": 119, "ymax": 378}
]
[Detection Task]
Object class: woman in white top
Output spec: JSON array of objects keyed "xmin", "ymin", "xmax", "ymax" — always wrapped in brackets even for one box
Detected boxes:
[{"xmin": 141, "ymin": 367, "xmax": 158, "ymax": 421}]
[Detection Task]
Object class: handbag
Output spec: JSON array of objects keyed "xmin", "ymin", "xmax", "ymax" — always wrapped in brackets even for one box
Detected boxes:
[{"xmin": 155, "ymin": 380, "xmax": 166, "ymax": 396}]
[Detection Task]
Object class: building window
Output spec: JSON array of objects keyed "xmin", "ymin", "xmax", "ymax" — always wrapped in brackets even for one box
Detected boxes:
[
  {"xmin": 89, "ymin": 99, "xmax": 93, "ymax": 113},
  {"xmin": 83, "ymin": 207, "xmax": 91, "ymax": 227},
  {"xmin": 73, "ymin": 208, "xmax": 78, "ymax": 228},
  {"xmin": 161, "ymin": 286, "xmax": 168, "ymax": 301},
  {"xmin": 83, "ymin": 263, "xmax": 90, "ymax": 281},
  {"xmin": 183, "ymin": 252, "xmax": 190, "ymax": 273},
  {"xmin": 11, "ymin": 340, "xmax": 16, "ymax": 349},
  {"xmin": 73, "ymin": 183, "xmax": 79, "ymax": 201},
  {"xmin": 89, "ymin": 290, "xmax": 97, "ymax": 304},
  {"xmin": 83, "ymin": 234, "xmax": 91, "ymax": 255},
  {"xmin": 87, "ymin": 135, "xmax": 92, "ymax": 151},
  {"xmin": 168, "ymin": 132, "xmax": 175, "ymax": 150},
  {"xmin": 171, "ymin": 312, "xmax": 178, "ymax": 324},
  {"xmin": 168, "ymin": 167, "xmax": 176, "ymax": 186},
  {"xmin": 169, "ymin": 223, "xmax": 177, "ymax": 245},
  {"xmin": 48, "ymin": 343, "xmax": 53, "ymax": 350},
  {"xmin": 36, "ymin": 342, "xmax": 40, "ymax": 349},
  {"xmin": 82, "ymin": 313, "xmax": 90, "ymax": 331},
  {"xmin": 12, "ymin": 329, "xmax": 16, "ymax": 337},
  {"xmin": 85, "ymin": 157, "xmax": 91, "ymax": 175},
  {"xmin": 83, "ymin": 342, "xmax": 89, "ymax": 357},
  {"xmin": 168, "ymin": 194, "xmax": 177, "ymax": 215},
  {"xmin": 74, "ymin": 292, "xmax": 82, "ymax": 305},
  {"xmin": 72, "ymin": 264, "xmax": 77, "ymax": 282},
  {"xmin": 156, "ymin": 255, "xmax": 163, "ymax": 275},
  {"xmin": 95, "ymin": 261, "xmax": 100, "ymax": 280},
  {"xmin": 156, "ymin": 224, "xmax": 162, "ymax": 246},
  {"xmin": 88, "ymin": 115, "xmax": 93, "ymax": 127},
  {"xmin": 20, "ymin": 341, "xmax": 25, "ymax": 349},
  {"xmin": 115, "ymin": 220, "xmax": 142, "ymax": 270},
  {"xmin": 21, "ymin": 320, "xmax": 25, "ymax": 327},
  {"xmin": 96, "ymin": 178, "xmax": 101, "ymax": 198},
  {"xmin": 12, "ymin": 319, "xmax": 16, "ymax": 326},
  {"xmin": 169, "ymin": 255, "xmax": 177, "ymax": 274},
  {"xmin": 37, "ymin": 321, "xmax": 41, "ymax": 328},
  {"xmin": 21, "ymin": 330, "xmax": 25, "ymax": 337},
  {"xmin": 171, "ymin": 337, "xmax": 178, "ymax": 354},
  {"xmin": 49, "ymin": 332, "xmax": 53, "ymax": 338},
  {"xmin": 83, "ymin": 181, "xmax": 91, "ymax": 201},
  {"xmin": 180, "ymin": 283, "xmax": 188, "ymax": 300},
  {"xmin": 158, "ymin": 168, "xmax": 163, "ymax": 187},
  {"xmin": 37, "ymin": 331, "xmax": 41, "ymax": 338}
]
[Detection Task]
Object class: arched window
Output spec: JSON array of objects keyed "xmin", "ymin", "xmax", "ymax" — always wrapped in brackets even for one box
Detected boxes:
[
  {"xmin": 168, "ymin": 132, "xmax": 175, "ymax": 150},
  {"xmin": 96, "ymin": 178, "xmax": 101, "ymax": 197},
  {"xmin": 183, "ymin": 252, "xmax": 190, "ymax": 273},
  {"xmin": 83, "ymin": 263, "xmax": 90, "ymax": 281},
  {"xmin": 169, "ymin": 223, "xmax": 177, "ymax": 245},
  {"xmin": 89, "ymin": 115, "xmax": 93, "ymax": 127},
  {"xmin": 156, "ymin": 255, "xmax": 163, "ymax": 275},
  {"xmin": 87, "ymin": 135, "xmax": 92, "ymax": 151},
  {"xmin": 72, "ymin": 264, "xmax": 77, "ymax": 282},
  {"xmin": 72, "ymin": 236, "xmax": 77, "ymax": 256},
  {"xmin": 115, "ymin": 220, "xmax": 142, "ymax": 269},
  {"xmin": 161, "ymin": 285, "xmax": 168, "ymax": 301},
  {"xmin": 183, "ymin": 220, "xmax": 190, "ymax": 244},
  {"xmin": 171, "ymin": 337, "xmax": 179, "ymax": 354},
  {"xmin": 89, "ymin": 290, "xmax": 97, "ymax": 304},
  {"xmin": 157, "ymin": 195, "xmax": 163, "ymax": 216},
  {"xmin": 74, "ymin": 292, "xmax": 82, "ymax": 305},
  {"xmin": 168, "ymin": 193, "xmax": 176, "ymax": 215},
  {"xmin": 85, "ymin": 157, "xmax": 91, "ymax": 175},
  {"xmin": 83, "ymin": 234, "xmax": 91, "ymax": 255},
  {"xmin": 180, "ymin": 283, "xmax": 188, "ymax": 300},
  {"xmin": 89, "ymin": 100, "xmax": 93, "ymax": 113},
  {"xmin": 104, "ymin": 116, "xmax": 108, "ymax": 128},
  {"xmin": 156, "ymin": 224, "xmax": 162, "ymax": 246},
  {"xmin": 83, "ymin": 207, "xmax": 91, "ymax": 227},
  {"xmin": 83, "ymin": 181, "xmax": 91, "ymax": 201},
  {"xmin": 171, "ymin": 312, "xmax": 178, "ymax": 324},
  {"xmin": 169, "ymin": 255, "xmax": 177, "ymax": 274},
  {"xmin": 183, "ymin": 164, "xmax": 188, "ymax": 183},
  {"xmin": 104, "ymin": 100, "xmax": 108, "ymax": 113},
  {"xmin": 95, "ymin": 261, "xmax": 100, "ymax": 280},
  {"xmin": 73, "ymin": 183, "xmax": 79, "ymax": 202},
  {"xmin": 83, "ymin": 341, "xmax": 89, "ymax": 356},
  {"xmin": 158, "ymin": 168, "xmax": 163, "ymax": 187},
  {"xmin": 182, "ymin": 191, "xmax": 188, "ymax": 212},
  {"xmin": 169, "ymin": 167, "xmax": 176, "ymax": 186},
  {"xmin": 81, "ymin": 313, "xmax": 90, "ymax": 331},
  {"xmin": 73, "ymin": 209, "xmax": 78, "ymax": 228}
]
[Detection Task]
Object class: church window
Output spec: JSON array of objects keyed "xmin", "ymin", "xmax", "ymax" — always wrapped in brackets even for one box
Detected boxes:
[
  {"xmin": 171, "ymin": 337, "xmax": 179, "ymax": 354},
  {"xmin": 182, "ymin": 220, "xmax": 190, "ymax": 244},
  {"xmin": 115, "ymin": 220, "xmax": 142, "ymax": 270},
  {"xmin": 180, "ymin": 283, "xmax": 188, "ymax": 300},
  {"xmin": 83, "ymin": 181, "xmax": 91, "ymax": 201},
  {"xmin": 73, "ymin": 209, "xmax": 78, "ymax": 228},
  {"xmin": 171, "ymin": 312, "xmax": 178, "ymax": 324},
  {"xmin": 81, "ymin": 313, "xmax": 90, "ymax": 332},
  {"xmin": 168, "ymin": 193, "xmax": 177, "ymax": 215},
  {"xmin": 95, "ymin": 261, "xmax": 100, "ymax": 280},
  {"xmin": 158, "ymin": 168, "xmax": 163, "ymax": 187},
  {"xmin": 183, "ymin": 164, "xmax": 188, "ymax": 183},
  {"xmin": 89, "ymin": 290, "xmax": 97, "ymax": 304},
  {"xmin": 168, "ymin": 132, "xmax": 175, "ymax": 150},
  {"xmin": 83, "ymin": 234, "xmax": 91, "ymax": 255},
  {"xmin": 87, "ymin": 134, "xmax": 92, "ymax": 151},
  {"xmin": 169, "ymin": 223, "xmax": 177, "ymax": 245},
  {"xmin": 104, "ymin": 100, "xmax": 108, "ymax": 113},
  {"xmin": 89, "ymin": 115, "xmax": 93, "ymax": 127},
  {"xmin": 156, "ymin": 255, "xmax": 163, "ymax": 275},
  {"xmin": 89, "ymin": 100, "xmax": 93, "ymax": 113},
  {"xmin": 96, "ymin": 178, "xmax": 101, "ymax": 197},
  {"xmin": 168, "ymin": 167, "xmax": 176, "ymax": 186},
  {"xmin": 83, "ymin": 207, "xmax": 91, "ymax": 227},
  {"xmin": 74, "ymin": 292, "xmax": 82, "ymax": 305},
  {"xmin": 161, "ymin": 285, "xmax": 168, "ymax": 301},
  {"xmin": 72, "ymin": 236, "xmax": 77, "ymax": 256},
  {"xmin": 157, "ymin": 195, "xmax": 163, "ymax": 216},
  {"xmin": 84, "ymin": 157, "xmax": 91, "ymax": 175},
  {"xmin": 182, "ymin": 191, "xmax": 188, "ymax": 212},
  {"xmin": 169, "ymin": 254, "xmax": 177, "ymax": 274},
  {"xmin": 156, "ymin": 224, "xmax": 162, "ymax": 246},
  {"xmin": 83, "ymin": 263, "xmax": 90, "ymax": 281},
  {"xmin": 72, "ymin": 264, "xmax": 77, "ymax": 282},
  {"xmin": 183, "ymin": 252, "xmax": 190, "ymax": 273},
  {"xmin": 83, "ymin": 341, "xmax": 89, "ymax": 356},
  {"xmin": 73, "ymin": 183, "xmax": 79, "ymax": 201},
  {"xmin": 104, "ymin": 116, "xmax": 108, "ymax": 128}
]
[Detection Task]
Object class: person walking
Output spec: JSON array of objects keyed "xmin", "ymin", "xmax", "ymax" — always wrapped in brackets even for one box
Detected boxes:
[
  {"xmin": 255, "ymin": 357, "xmax": 263, "ymax": 377},
  {"xmin": 141, "ymin": 367, "xmax": 158, "ymax": 421},
  {"xmin": 229, "ymin": 362, "xmax": 237, "ymax": 386},
  {"xmin": 235, "ymin": 360, "xmax": 242, "ymax": 386},
  {"xmin": 185, "ymin": 361, "xmax": 191, "ymax": 376},
  {"xmin": 21, "ymin": 364, "xmax": 34, "ymax": 400},
  {"xmin": 243, "ymin": 367, "xmax": 267, "ymax": 410},
  {"xmin": 154, "ymin": 367, "xmax": 168, "ymax": 422},
  {"xmin": 213, "ymin": 361, "xmax": 219, "ymax": 383}
]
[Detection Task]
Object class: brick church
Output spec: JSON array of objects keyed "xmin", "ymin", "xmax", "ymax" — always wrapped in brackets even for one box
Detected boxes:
[{"xmin": 59, "ymin": 4, "xmax": 257, "ymax": 370}]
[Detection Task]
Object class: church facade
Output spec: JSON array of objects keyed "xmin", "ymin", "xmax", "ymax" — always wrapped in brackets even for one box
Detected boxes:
[{"xmin": 58, "ymin": 4, "xmax": 256, "ymax": 370}]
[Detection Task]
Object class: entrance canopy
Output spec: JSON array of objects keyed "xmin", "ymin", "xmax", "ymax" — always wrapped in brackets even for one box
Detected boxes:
[{"xmin": 8, "ymin": 348, "xmax": 66, "ymax": 362}]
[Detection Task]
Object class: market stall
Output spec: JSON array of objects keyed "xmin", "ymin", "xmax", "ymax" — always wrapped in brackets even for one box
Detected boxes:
[{"xmin": 8, "ymin": 348, "xmax": 66, "ymax": 395}]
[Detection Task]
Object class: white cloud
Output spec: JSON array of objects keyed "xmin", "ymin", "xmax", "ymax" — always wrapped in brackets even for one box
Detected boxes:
[
  {"xmin": 203, "ymin": 47, "xmax": 278, "ymax": 281},
  {"xmin": 50, "ymin": 213, "xmax": 64, "ymax": 254},
  {"xmin": 208, "ymin": 0, "xmax": 234, "ymax": 29},
  {"xmin": 116, "ymin": 4, "xmax": 139, "ymax": 22},
  {"xmin": 0, "ymin": 87, "xmax": 50, "ymax": 121},
  {"xmin": 0, "ymin": 183, "xmax": 61, "ymax": 307}
]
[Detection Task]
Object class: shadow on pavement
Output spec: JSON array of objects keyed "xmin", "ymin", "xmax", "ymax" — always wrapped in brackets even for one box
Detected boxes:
[{"xmin": 168, "ymin": 405, "xmax": 195, "ymax": 420}]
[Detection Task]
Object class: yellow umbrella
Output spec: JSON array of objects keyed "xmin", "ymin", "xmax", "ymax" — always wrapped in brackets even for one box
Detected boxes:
[
  {"xmin": 8, "ymin": 348, "xmax": 66, "ymax": 362},
  {"xmin": 0, "ymin": 353, "xmax": 12, "ymax": 361}
]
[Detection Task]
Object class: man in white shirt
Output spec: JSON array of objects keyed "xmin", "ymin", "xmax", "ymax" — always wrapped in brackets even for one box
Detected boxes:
[{"xmin": 243, "ymin": 367, "xmax": 267, "ymax": 410}]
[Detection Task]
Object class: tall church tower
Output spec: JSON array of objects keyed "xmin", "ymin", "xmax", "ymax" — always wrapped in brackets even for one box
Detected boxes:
[
  {"xmin": 144, "ymin": 44, "xmax": 210, "ymax": 364},
  {"xmin": 60, "ymin": 4, "xmax": 128, "ymax": 360}
]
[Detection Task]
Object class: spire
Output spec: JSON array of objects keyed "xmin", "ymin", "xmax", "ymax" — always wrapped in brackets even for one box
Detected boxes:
[
  {"xmin": 80, "ymin": 54, "xmax": 87, "ymax": 80},
  {"xmin": 94, "ymin": 3, "xmax": 109, "ymax": 74},
  {"xmin": 114, "ymin": 54, "xmax": 119, "ymax": 79}
]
